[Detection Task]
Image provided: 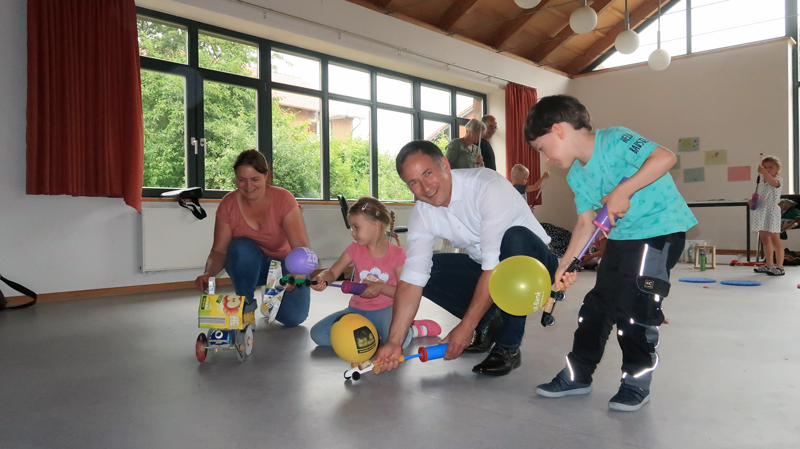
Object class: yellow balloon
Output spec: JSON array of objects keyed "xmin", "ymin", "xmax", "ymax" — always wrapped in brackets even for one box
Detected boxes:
[
  {"xmin": 489, "ymin": 256, "xmax": 552, "ymax": 316},
  {"xmin": 330, "ymin": 313, "xmax": 379, "ymax": 363}
]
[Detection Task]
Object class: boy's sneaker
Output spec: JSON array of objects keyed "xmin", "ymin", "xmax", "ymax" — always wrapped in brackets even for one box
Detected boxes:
[
  {"xmin": 535, "ymin": 372, "xmax": 593, "ymax": 398},
  {"xmin": 608, "ymin": 383, "xmax": 650, "ymax": 411},
  {"xmin": 766, "ymin": 266, "xmax": 785, "ymax": 276},
  {"xmin": 753, "ymin": 265, "xmax": 770, "ymax": 273},
  {"xmin": 411, "ymin": 319, "xmax": 441, "ymax": 338}
]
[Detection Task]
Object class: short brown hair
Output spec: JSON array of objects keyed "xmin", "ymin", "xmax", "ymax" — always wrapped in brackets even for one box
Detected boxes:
[{"xmin": 234, "ymin": 149, "xmax": 271, "ymax": 175}]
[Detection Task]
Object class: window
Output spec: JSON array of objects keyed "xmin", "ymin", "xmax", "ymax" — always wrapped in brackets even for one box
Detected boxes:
[
  {"xmin": 377, "ymin": 109, "xmax": 414, "ymax": 201},
  {"xmin": 271, "ymin": 51, "xmax": 321, "ymax": 90},
  {"xmin": 141, "ymin": 70, "xmax": 186, "ymax": 189},
  {"xmin": 329, "ymin": 64, "xmax": 370, "ymax": 100},
  {"xmin": 137, "ymin": 18, "xmax": 187, "ymax": 64},
  {"xmin": 594, "ymin": 0, "xmax": 787, "ymax": 72},
  {"xmin": 199, "ymin": 33, "xmax": 259, "ymax": 78},
  {"xmin": 272, "ymin": 90, "xmax": 322, "ymax": 198},
  {"xmin": 377, "ymin": 75, "xmax": 412, "ymax": 107},
  {"xmin": 137, "ymin": 8, "xmax": 485, "ymax": 201},
  {"xmin": 691, "ymin": 0, "xmax": 784, "ymax": 53},
  {"xmin": 421, "ymin": 85, "xmax": 451, "ymax": 115},
  {"xmin": 598, "ymin": 0, "xmax": 687, "ymax": 71}
]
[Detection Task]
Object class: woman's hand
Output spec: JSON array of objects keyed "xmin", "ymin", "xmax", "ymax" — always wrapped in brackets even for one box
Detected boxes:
[
  {"xmin": 359, "ymin": 280, "xmax": 383, "ymax": 299},
  {"xmin": 311, "ymin": 274, "xmax": 328, "ymax": 292},
  {"xmin": 195, "ymin": 274, "xmax": 212, "ymax": 292}
]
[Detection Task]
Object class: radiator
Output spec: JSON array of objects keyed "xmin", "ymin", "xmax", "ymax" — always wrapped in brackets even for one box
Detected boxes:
[{"xmin": 140, "ymin": 204, "xmax": 216, "ymax": 272}]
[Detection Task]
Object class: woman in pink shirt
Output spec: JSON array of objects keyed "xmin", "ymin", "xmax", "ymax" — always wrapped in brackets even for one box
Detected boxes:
[{"xmin": 195, "ymin": 149, "xmax": 311, "ymax": 327}]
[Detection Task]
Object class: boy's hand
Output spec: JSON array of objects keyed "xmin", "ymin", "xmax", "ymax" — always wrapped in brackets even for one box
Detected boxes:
[
  {"xmin": 359, "ymin": 280, "xmax": 383, "ymax": 299},
  {"xmin": 757, "ymin": 165, "xmax": 767, "ymax": 176},
  {"xmin": 542, "ymin": 171, "xmax": 550, "ymax": 179},
  {"xmin": 601, "ymin": 189, "xmax": 631, "ymax": 227},
  {"xmin": 554, "ymin": 261, "xmax": 578, "ymax": 291}
]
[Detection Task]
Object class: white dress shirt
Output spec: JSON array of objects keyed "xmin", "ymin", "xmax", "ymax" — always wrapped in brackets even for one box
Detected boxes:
[{"xmin": 400, "ymin": 168, "xmax": 551, "ymax": 287}]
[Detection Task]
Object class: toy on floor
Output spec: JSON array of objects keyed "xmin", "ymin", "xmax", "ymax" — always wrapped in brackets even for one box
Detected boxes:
[
  {"xmin": 260, "ymin": 247, "xmax": 319, "ymax": 323},
  {"xmin": 330, "ymin": 313, "xmax": 379, "ymax": 364},
  {"xmin": 720, "ymin": 280, "xmax": 761, "ymax": 287},
  {"xmin": 344, "ymin": 343, "xmax": 449, "ymax": 380},
  {"xmin": 678, "ymin": 277, "xmax": 717, "ymax": 283},
  {"xmin": 195, "ymin": 277, "xmax": 253, "ymax": 363}
]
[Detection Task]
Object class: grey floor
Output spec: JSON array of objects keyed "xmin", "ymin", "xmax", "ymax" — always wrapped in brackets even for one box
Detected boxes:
[{"xmin": 2, "ymin": 263, "xmax": 799, "ymax": 449}]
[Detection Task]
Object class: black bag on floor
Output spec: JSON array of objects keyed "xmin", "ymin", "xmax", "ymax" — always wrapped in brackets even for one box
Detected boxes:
[{"xmin": 0, "ymin": 274, "xmax": 38, "ymax": 310}]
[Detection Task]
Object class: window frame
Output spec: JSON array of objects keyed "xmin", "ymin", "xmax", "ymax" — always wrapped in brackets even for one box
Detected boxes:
[{"xmin": 137, "ymin": 7, "xmax": 486, "ymax": 201}]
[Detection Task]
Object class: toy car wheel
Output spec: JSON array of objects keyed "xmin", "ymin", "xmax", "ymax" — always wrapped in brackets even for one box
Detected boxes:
[
  {"xmin": 234, "ymin": 329, "xmax": 247, "ymax": 362},
  {"xmin": 542, "ymin": 314, "xmax": 555, "ymax": 327},
  {"xmin": 196, "ymin": 333, "xmax": 208, "ymax": 363},
  {"xmin": 244, "ymin": 325, "xmax": 254, "ymax": 356}
]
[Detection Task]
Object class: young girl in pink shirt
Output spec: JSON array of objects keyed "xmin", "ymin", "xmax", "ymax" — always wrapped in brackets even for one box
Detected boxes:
[{"xmin": 310, "ymin": 197, "xmax": 440, "ymax": 348}]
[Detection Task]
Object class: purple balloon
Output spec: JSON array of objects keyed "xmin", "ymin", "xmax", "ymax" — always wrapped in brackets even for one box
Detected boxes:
[{"xmin": 285, "ymin": 247, "xmax": 318, "ymax": 275}]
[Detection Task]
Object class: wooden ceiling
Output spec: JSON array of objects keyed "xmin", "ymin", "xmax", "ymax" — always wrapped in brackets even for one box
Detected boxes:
[{"xmin": 346, "ymin": 0, "xmax": 676, "ymax": 77}]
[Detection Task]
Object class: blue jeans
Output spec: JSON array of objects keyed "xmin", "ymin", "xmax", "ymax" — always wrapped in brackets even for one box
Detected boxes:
[
  {"xmin": 226, "ymin": 237, "xmax": 310, "ymax": 327},
  {"xmin": 421, "ymin": 226, "xmax": 557, "ymax": 349},
  {"xmin": 310, "ymin": 306, "xmax": 413, "ymax": 349}
]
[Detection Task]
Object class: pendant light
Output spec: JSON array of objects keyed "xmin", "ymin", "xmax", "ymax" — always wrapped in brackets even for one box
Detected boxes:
[
  {"xmin": 648, "ymin": 0, "xmax": 671, "ymax": 71},
  {"xmin": 615, "ymin": 0, "xmax": 640, "ymax": 54},
  {"xmin": 570, "ymin": 1, "xmax": 598, "ymax": 34}
]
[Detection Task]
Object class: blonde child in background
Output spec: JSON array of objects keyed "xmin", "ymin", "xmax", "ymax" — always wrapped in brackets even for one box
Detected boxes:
[
  {"xmin": 749, "ymin": 156, "xmax": 785, "ymax": 276},
  {"xmin": 310, "ymin": 197, "xmax": 441, "ymax": 347},
  {"xmin": 509, "ymin": 163, "xmax": 549, "ymax": 200}
]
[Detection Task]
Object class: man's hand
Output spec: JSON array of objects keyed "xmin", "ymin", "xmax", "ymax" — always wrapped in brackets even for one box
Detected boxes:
[
  {"xmin": 372, "ymin": 342, "xmax": 402, "ymax": 374},
  {"xmin": 439, "ymin": 322, "xmax": 474, "ymax": 360}
]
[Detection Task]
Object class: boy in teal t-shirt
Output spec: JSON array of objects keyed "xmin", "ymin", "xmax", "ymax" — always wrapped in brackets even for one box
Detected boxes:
[{"xmin": 524, "ymin": 95, "xmax": 697, "ymax": 412}]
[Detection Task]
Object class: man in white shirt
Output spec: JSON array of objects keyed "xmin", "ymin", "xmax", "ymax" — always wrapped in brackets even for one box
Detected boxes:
[{"xmin": 373, "ymin": 140, "xmax": 574, "ymax": 376}]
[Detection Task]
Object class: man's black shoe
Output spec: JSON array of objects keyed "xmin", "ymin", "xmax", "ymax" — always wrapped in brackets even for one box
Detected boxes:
[
  {"xmin": 471, "ymin": 345, "xmax": 521, "ymax": 376},
  {"xmin": 464, "ymin": 309, "xmax": 502, "ymax": 353}
]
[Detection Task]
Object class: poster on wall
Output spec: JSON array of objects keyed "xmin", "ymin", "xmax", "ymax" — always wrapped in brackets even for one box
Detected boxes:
[
  {"xmin": 678, "ymin": 137, "xmax": 700, "ymax": 152},
  {"xmin": 704, "ymin": 149, "xmax": 727, "ymax": 165},
  {"xmin": 684, "ymin": 167, "xmax": 705, "ymax": 183},
  {"xmin": 727, "ymin": 166, "xmax": 751, "ymax": 182},
  {"xmin": 671, "ymin": 154, "xmax": 681, "ymax": 170}
]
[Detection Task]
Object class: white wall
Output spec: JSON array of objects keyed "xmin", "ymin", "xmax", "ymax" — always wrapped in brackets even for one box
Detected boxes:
[
  {"xmin": 0, "ymin": 0, "xmax": 569, "ymax": 297},
  {"xmin": 531, "ymin": 38, "xmax": 795, "ymax": 252}
]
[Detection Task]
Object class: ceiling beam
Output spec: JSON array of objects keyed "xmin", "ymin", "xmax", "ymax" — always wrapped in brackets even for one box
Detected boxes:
[
  {"xmin": 565, "ymin": 0, "xmax": 675, "ymax": 74},
  {"xmin": 490, "ymin": 3, "xmax": 547, "ymax": 50},
  {"xmin": 374, "ymin": 0, "xmax": 401, "ymax": 11},
  {"xmin": 438, "ymin": 0, "xmax": 481, "ymax": 33},
  {"xmin": 524, "ymin": 0, "xmax": 615, "ymax": 64}
]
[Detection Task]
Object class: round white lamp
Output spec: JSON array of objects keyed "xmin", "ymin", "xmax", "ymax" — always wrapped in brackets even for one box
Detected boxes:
[
  {"xmin": 570, "ymin": 5, "xmax": 598, "ymax": 34},
  {"xmin": 648, "ymin": 48, "xmax": 671, "ymax": 71},
  {"xmin": 514, "ymin": 0, "xmax": 542, "ymax": 8},
  {"xmin": 615, "ymin": 29, "xmax": 640, "ymax": 54}
]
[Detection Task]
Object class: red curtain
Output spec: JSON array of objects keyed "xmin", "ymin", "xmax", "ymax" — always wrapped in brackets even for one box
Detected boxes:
[
  {"xmin": 505, "ymin": 82, "xmax": 542, "ymax": 206},
  {"xmin": 27, "ymin": 0, "xmax": 144, "ymax": 212}
]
